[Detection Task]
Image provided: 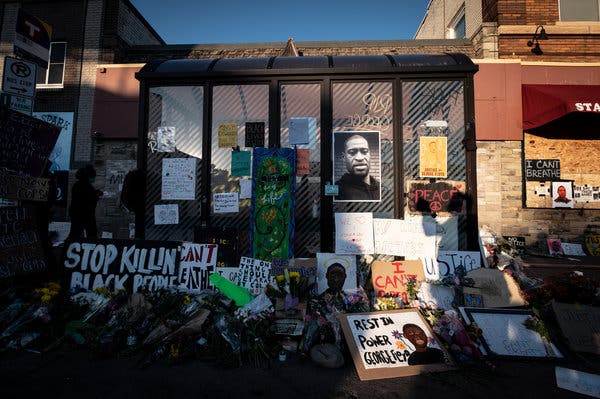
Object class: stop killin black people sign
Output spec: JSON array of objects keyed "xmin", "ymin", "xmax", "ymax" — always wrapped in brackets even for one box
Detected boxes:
[{"xmin": 62, "ymin": 239, "xmax": 181, "ymax": 292}]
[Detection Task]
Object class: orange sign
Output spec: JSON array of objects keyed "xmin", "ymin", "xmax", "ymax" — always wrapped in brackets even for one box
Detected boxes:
[{"xmin": 371, "ymin": 260, "xmax": 425, "ymax": 302}]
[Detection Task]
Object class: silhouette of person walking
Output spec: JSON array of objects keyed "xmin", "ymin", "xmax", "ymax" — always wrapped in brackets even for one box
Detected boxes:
[{"xmin": 68, "ymin": 165, "xmax": 102, "ymax": 239}]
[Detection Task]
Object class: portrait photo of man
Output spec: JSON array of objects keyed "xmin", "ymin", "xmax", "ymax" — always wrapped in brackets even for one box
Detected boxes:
[
  {"xmin": 333, "ymin": 131, "xmax": 381, "ymax": 202},
  {"xmin": 552, "ymin": 181, "xmax": 574, "ymax": 209}
]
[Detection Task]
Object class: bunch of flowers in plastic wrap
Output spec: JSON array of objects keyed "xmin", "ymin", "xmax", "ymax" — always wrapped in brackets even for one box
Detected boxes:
[
  {"xmin": 373, "ymin": 295, "xmax": 402, "ymax": 311},
  {"xmin": 433, "ymin": 310, "xmax": 484, "ymax": 364}
]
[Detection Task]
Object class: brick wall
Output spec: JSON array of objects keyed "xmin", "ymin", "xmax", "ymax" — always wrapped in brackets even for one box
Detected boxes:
[
  {"xmin": 477, "ymin": 141, "xmax": 600, "ymax": 252},
  {"xmin": 117, "ymin": 0, "xmax": 162, "ymax": 46}
]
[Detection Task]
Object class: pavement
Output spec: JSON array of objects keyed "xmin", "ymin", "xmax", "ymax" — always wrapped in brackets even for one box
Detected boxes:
[{"xmin": 1, "ymin": 344, "xmax": 600, "ymax": 398}]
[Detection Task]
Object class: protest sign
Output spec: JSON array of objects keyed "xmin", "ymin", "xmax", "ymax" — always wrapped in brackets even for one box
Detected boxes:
[
  {"xmin": 0, "ymin": 206, "xmax": 46, "ymax": 278},
  {"xmin": 406, "ymin": 180, "xmax": 466, "ymax": 215},
  {"xmin": 194, "ymin": 226, "xmax": 239, "ymax": 268},
  {"xmin": 178, "ymin": 242, "xmax": 218, "ymax": 291},
  {"xmin": 316, "ymin": 253, "xmax": 357, "ymax": 294},
  {"xmin": 552, "ymin": 301, "xmax": 600, "ymax": 355},
  {"xmin": 373, "ymin": 218, "xmax": 435, "ymax": 259},
  {"xmin": 62, "ymin": 239, "xmax": 180, "ymax": 293},
  {"xmin": 335, "ymin": 213, "xmax": 374, "ymax": 255},
  {"xmin": 370, "ymin": 260, "xmax": 424, "ymax": 302},
  {"xmin": 0, "ymin": 170, "xmax": 49, "ymax": 201},
  {"xmin": 161, "ymin": 158, "xmax": 196, "ymax": 200},
  {"xmin": 238, "ymin": 256, "xmax": 272, "ymax": 295},
  {"xmin": 421, "ymin": 250, "xmax": 482, "ymax": 281},
  {"xmin": 339, "ymin": 309, "xmax": 453, "ymax": 380}
]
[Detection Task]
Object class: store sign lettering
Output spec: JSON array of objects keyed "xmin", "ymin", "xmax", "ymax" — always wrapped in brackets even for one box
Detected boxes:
[{"xmin": 575, "ymin": 103, "xmax": 600, "ymax": 112}]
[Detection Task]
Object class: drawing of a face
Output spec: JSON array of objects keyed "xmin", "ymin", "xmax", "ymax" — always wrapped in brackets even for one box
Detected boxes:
[
  {"xmin": 403, "ymin": 324, "xmax": 428, "ymax": 349},
  {"xmin": 326, "ymin": 263, "xmax": 347, "ymax": 293},
  {"xmin": 344, "ymin": 135, "xmax": 370, "ymax": 177}
]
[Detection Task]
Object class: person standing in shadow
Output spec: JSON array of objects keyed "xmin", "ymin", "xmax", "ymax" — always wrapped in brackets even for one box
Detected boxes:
[{"xmin": 68, "ymin": 165, "xmax": 102, "ymax": 239}]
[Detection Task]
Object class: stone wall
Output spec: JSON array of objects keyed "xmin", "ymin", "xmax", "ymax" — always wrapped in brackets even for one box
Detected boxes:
[{"xmin": 476, "ymin": 141, "xmax": 600, "ymax": 253}]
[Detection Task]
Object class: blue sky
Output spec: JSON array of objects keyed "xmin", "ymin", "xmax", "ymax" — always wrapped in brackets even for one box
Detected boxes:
[{"xmin": 130, "ymin": 0, "xmax": 431, "ymax": 44}]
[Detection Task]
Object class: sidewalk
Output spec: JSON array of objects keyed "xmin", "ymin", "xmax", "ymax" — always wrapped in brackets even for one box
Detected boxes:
[{"xmin": 1, "ymin": 346, "xmax": 599, "ymax": 398}]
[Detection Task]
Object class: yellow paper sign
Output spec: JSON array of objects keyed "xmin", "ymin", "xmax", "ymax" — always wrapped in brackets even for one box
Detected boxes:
[
  {"xmin": 218, "ymin": 123, "xmax": 238, "ymax": 148},
  {"xmin": 419, "ymin": 136, "xmax": 447, "ymax": 178}
]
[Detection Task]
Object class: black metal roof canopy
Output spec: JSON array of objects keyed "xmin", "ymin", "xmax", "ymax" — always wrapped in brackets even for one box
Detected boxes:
[{"xmin": 135, "ymin": 53, "xmax": 478, "ymax": 81}]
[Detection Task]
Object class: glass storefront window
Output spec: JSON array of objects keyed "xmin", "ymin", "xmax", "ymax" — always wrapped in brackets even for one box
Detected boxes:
[{"xmin": 145, "ymin": 86, "xmax": 204, "ymax": 241}]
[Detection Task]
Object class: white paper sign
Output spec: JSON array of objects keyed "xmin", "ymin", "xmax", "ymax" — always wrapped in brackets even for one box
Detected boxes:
[
  {"xmin": 561, "ymin": 242, "xmax": 587, "ymax": 256},
  {"xmin": 154, "ymin": 204, "xmax": 179, "ymax": 225},
  {"xmin": 335, "ymin": 212, "xmax": 374, "ymax": 254},
  {"xmin": 407, "ymin": 215, "xmax": 457, "ymax": 250},
  {"xmin": 289, "ymin": 117, "xmax": 310, "ymax": 145},
  {"xmin": 239, "ymin": 178, "xmax": 252, "ymax": 199},
  {"xmin": 417, "ymin": 282, "xmax": 455, "ymax": 310},
  {"xmin": 238, "ymin": 256, "xmax": 272, "ymax": 295},
  {"xmin": 422, "ymin": 250, "xmax": 482, "ymax": 281},
  {"xmin": 316, "ymin": 253, "xmax": 357, "ymax": 294},
  {"xmin": 179, "ymin": 242, "xmax": 218, "ymax": 291},
  {"xmin": 161, "ymin": 158, "xmax": 196, "ymax": 200},
  {"xmin": 373, "ymin": 218, "xmax": 436, "ymax": 259},
  {"xmin": 157, "ymin": 126, "xmax": 176, "ymax": 152},
  {"xmin": 213, "ymin": 192, "xmax": 239, "ymax": 213},
  {"xmin": 556, "ymin": 366, "xmax": 600, "ymax": 398}
]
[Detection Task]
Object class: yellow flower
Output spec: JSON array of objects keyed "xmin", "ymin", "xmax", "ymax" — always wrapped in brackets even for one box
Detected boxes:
[
  {"xmin": 396, "ymin": 340, "xmax": 406, "ymax": 350},
  {"xmin": 41, "ymin": 294, "xmax": 52, "ymax": 303},
  {"xmin": 289, "ymin": 272, "xmax": 300, "ymax": 280},
  {"xmin": 276, "ymin": 275, "xmax": 285, "ymax": 283},
  {"xmin": 183, "ymin": 295, "xmax": 191, "ymax": 305}
]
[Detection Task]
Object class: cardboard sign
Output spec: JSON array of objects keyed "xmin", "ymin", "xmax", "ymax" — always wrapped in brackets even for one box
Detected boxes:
[
  {"xmin": 272, "ymin": 257, "xmax": 317, "ymax": 285},
  {"xmin": 178, "ymin": 243, "xmax": 218, "ymax": 291},
  {"xmin": 373, "ymin": 218, "xmax": 436, "ymax": 259},
  {"xmin": 462, "ymin": 268, "xmax": 525, "ymax": 308},
  {"xmin": 370, "ymin": 260, "xmax": 424, "ymax": 302},
  {"xmin": 62, "ymin": 239, "xmax": 180, "ymax": 293},
  {"xmin": 524, "ymin": 159, "xmax": 560, "ymax": 181},
  {"xmin": 245, "ymin": 122, "xmax": 265, "ymax": 147},
  {"xmin": 194, "ymin": 226, "xmax": 239, "ymax": 268},
  {"xmin": 0, "ymin": 206, "xmax": 46, "ymax": 278},
  {"xmin": 0, "ymin": 170, "xmax": 49, "ymax": 201},
  {"xmin": 0, "ymin": 106, "xmax": 60, "ymax": 177},
  {"xmin": 338, "ymin": 309, "xmax": 453, "ymax": 380},
  {"xmin": 238, "ymin": 256, "xmax": 272, "ymax": 295},
  {"xmin": 552, "ymin": 301, "xmax": 600, "ymax": 355},
  {"xmin": 406, "ymin": 180, "xmax": 466, "ymax": 215},
  {"xmin": 422, "ymin": 250, "xmax": 482, "ymax": 282},
  {"xmin": 462, "ymin": 308, "xmax": 563, "ymax": 359}
]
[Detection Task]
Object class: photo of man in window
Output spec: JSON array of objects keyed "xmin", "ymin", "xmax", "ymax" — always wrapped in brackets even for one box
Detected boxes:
[
  {"xmin": 552, "ymin": 181, "xmax": 574, "ymax": 209},
  {"xmin": 333, "ymin": 131, "xmax": 381, "ymax": 202}
]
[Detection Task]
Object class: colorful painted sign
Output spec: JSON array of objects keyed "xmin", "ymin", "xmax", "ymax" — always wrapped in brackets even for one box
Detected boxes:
[
  {"xmin": 586, "ymin": 235, "xmax": 600, "ymax": 256},
  {"xmin": 251, "ymin": 148, "xmax": 295, "ymax": 262},
  {"xmin": 339, "ymin": 309, "xmax": 453, "ymax": 380},
  {"xmin": 406, "ymin": 180, "xmax": 466, "ymax": 215}
]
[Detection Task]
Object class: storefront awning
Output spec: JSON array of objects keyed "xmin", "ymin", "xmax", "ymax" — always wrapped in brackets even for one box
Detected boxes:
[{"xmin": 522, "ymin": 84, "xmax": 600, "ymax": 133}]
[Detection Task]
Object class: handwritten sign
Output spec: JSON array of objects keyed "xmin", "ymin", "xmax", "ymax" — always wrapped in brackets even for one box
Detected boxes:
[
  {"xmin": 335, "ymin": 212, "xmax": 374, "ymax": 255},
  {"xmin": 417, "ymin": 282, "xmax": 456, "ymax": 310},
  {"xmin": 63, "ymin": 239, "xmax": 180, "ymax": 293},
  {"xmin": 504, "ymin": 236, "xmax": 526, "ymax": 253},
  {"xmin": 0, "ymin": 171, "xmax": 49, "ymax": 201},
  {"xmin": 339, "ymin": 309, "xmax": 453, "ymax": 380},
  {"xmin": 419, "ymin": 136, "xmax": 447, "ymax": 178},
  {"xmin": 0, "ymin": 206, "xmax": 46, "ymax": 278},
  {"xmin": 238, "ymin": 256, "xmax": 272, "ymax": 295},
  {"xmin": 422, "ymin": 251, "xmax": 482, "ymax": 281},
  {"xmin": 231, "ymin": 150, "xmax": 251, "ymax": 176},
  {"xmin": 154, "ymin": 204, "xmax": 179, "ymax": 225},
  {"xmin": 373, "ymin": 218, "xmax": 436, "ymax": 259},
  {"xmin": 245, "ymin": 122, "xmax": 264, "ymax": 147},
  {"xmin": 462, "ymin": 308, "xmax": 563, "ymax": 359},
  {"xmin": 371, "ymin": 260, "xmax": 424, "ymax": 302},
  {"xmin": 218, "ymin": 122, "xmax": 238, "ymax": 148},
  {"xmin": 316, "ymin": 253, "xmax": 357, "ymax": 294},
  {"xmin": 296, "ymin": 148, "xmax": 310, "ymax": 175},
  {"xmin": 179, "ymin": 243, "xmax": 218, "ymax": 291},
  {"xmin": 552, "ymin": 301, "xmax": 600, "ymax": 354},
  {"xmin": 525, "ymin": 159, "xmax": 560, "ymax": 181},
  {"xmin": 0, "ymin": 106, "xmax": 61, "ymax": 177},
  {"xmin": 161, "ymin": 158, "xmax": 196, "ymax": 200},
  {"xmin": 213, "ymin": 192, "xmax": 239, "ymax": 213},
  {"xmin": 406, "ymin": 180, "xmax": 466, "ymax": 215}
]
